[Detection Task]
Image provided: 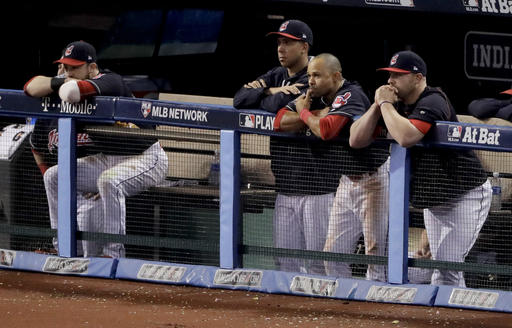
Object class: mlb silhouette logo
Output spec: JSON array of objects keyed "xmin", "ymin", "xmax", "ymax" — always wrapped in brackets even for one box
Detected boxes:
[
  {"xmin": 141, "ymin": 102, "xmax": 152, "ymax": 118},
  {"xmin": 239, "ymin": 114, "xmax": 255, "ymax": 128},
  {"xmin": 448, "ymin": 125, "xmax": 462, "ymax": 139}
]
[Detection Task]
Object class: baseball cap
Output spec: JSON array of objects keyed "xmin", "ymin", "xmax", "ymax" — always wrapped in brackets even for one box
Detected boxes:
[
  {"xmin": 377, "ymin": 50, "xmax": 427, "ymax": 76},
  {"xmin": 266, "ymin": 20, "xmax": 313, "ymax": 46},
  {"xmin": 54, "ymin": 41, "xmax": 97, "ymax": 66},
  {"xmin": 500, "ymin": 89, "xmax": 512, "ymax": 95}
]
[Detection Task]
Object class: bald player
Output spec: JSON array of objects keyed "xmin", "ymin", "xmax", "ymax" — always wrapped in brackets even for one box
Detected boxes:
[
  {"xmin": 274, "ymin": 53, "xmax": 389, "ymax": 276},
  {"xmin": 350, "ymin": 50, "xmax": 491, "ymax": 286}
]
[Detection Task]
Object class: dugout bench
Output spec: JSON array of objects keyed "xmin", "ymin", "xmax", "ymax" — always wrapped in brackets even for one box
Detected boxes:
[{"xmin": 91, "ymin": 93, "xmax": 278, "ymax": 266}]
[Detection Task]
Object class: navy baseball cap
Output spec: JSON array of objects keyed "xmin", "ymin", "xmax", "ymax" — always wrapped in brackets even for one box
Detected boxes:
[
  {"xmin": 500, "ymin": 89, "xmax": 512, "ymax": 95},
  {"xmin": 54, "ymin": 41, "xmax": 97, "ymax": 66},
  {"xmin": 266, "ymin": 20, "xmax": 313, "ymax": 46},
  {"xmin": 378, "ymin": 50, "xmax": 427, "ymax": 76}
]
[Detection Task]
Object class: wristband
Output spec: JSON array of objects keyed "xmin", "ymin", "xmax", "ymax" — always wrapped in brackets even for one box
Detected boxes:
[
  {"xmin": 299, "ymin": 108, "xmax": 313, "ymax": 123},
  {"xmin": 378, "ymin": 100, "xmax": 393, "ymax": 108},
  {"xmin": 50, "ymin": 77, "xmax": 66, "ymax": 92}
]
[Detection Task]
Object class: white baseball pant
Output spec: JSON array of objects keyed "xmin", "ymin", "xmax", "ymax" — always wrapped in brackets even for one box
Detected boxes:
[
  {"xmin": 323, "ymin": 159, "xmax": 389, "ymax": 282},
  {"xmin": 273, "ymin": 192, "xmax": 334, "ymax": 275},
  {"xmin": 424, "ymin": 179, "xmax": 491, "ymax": 287},
  {"xmin": 44, "ymin": 142, "xmax": 168, "ymax": 258}
]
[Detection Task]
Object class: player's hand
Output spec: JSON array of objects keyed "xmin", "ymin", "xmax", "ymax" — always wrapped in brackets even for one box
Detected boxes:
[
  {"xmin": 115, "ymin": 121, "xmax": 139, "ymax": 128},
  {"xmin": 375, "ymin": 85, "xmax": 398, "ymax": 106},
  {"xmin": 267, "ymin": 83, "xmax": 304, "ymax": 95},
  {"xmin": 295, "ymin": 89, "xmax": 312, "ymax": 114},
  {"xmin": 244, "ymin": 79, "xmax": 267, "ymax": 89},
  {"xmin": 83, "ymin": 192, "xmax": 100, "ymax": 200}
]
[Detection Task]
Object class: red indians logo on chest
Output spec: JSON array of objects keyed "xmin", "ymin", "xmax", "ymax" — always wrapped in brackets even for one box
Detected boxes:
[{"xmin": 332, "ymin": 92, "xmax": 351, "ymax": 109}]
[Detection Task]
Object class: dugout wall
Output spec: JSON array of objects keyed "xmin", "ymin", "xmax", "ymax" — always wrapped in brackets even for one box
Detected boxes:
[{"xmin": 1, "ymin": 90, "xmax": 512, "ymax": 312}]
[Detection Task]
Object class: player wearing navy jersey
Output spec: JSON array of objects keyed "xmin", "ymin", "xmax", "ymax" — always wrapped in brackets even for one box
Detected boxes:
[
  {"xmin": 233, "ymin": 19, "xmax": 312, "ymax": 113},
  {"xmin": 350, "ymin": 50, "xmax": 491, "ymax": 286},
  {"xmin": 24, "ymin": 41, "xmax": 168, "ymax": 258},
  {"xmin": 274, "ymin": 53, "xmax": 389, "ymax": 277}
]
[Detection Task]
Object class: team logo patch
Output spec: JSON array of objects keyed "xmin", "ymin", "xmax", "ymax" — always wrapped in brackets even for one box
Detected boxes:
[
  {"xmin": 279, "ymin": 21, "xmax": 289, "ymax": 31},
  {"xmin": 390, "ymin": 54, "xmax": 399, "ymax": 65},
  {"xmin": 332, "ymin": 92, "xmax": 351, "ymax": 109},
  {"xmin": 239, "ymin": 113, "xmax": 255, "ymax": 128},
  {"xmin": 141, "ymin": 102, "xmax": 152, "ymax": 118},
  {"xmin": 64, "ymin": 45, "xmax": 74, "ymax": 57}
]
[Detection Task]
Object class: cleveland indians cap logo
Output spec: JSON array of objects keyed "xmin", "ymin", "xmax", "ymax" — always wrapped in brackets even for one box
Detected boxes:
[
  {"xmin": 390, "ymin": 54, "xmax": 399, "ymax": 66},
  {"xmin": 279, "ymin": 21, "xmax": 290, "ymax": 31},
  {"xmin": 65, "ymin": 45, "xmax": 74, "ymax": 57}
]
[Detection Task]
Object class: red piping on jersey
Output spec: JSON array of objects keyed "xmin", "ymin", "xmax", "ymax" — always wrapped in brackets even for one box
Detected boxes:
[
  {"xmin": 409, "ymin": 119, "xmax": 432, "ymax": 134},
  {"xmin": 77, "ymin": 80, "xmax": 97, "ymax": 100},
  {"xmin": 319, "ymin": 115, "xmax": 349, "ymax": 140}
]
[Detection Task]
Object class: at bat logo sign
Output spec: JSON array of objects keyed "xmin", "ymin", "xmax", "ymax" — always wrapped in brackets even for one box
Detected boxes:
[
  {"xmin": 137, "ymin": 264, "xmax": 187, "ymax": 283},
  {"xmin": 332, "ymin": 92, "xmax": 351, "ymax": 109},
  {"xmin": 366, "ymin": 285, "xmax": 417, "ymax": 303},
  {"xmin": 43, "ymin": 257, "xmax": 89, "ymax": 275},
  {"xmin": 290, "ymin": 276, "xmax": 337, "ymax": 297},
  {"xmin": 213, "ymin": 269, "xmax": 263, "ymax": 287}
]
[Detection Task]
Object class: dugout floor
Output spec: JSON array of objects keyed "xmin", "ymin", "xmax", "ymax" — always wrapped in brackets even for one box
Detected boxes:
[{"xmin": 0, "ymin": 270, "xmax": 510, "ymax": 328}]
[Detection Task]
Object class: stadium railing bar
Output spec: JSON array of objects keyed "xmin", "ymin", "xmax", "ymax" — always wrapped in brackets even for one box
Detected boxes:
[{"xmin": 0, "ymin": 89, "xmax": 511, "ymax": 313}]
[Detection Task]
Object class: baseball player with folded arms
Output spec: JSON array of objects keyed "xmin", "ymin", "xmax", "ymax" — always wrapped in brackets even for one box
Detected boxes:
[
  {"xmin": 275, "ymin": 53, "xmax": 390, "ymax": 279},
  {"xmin": 233, "ymin": 19, "xmax": 312, "ymax": 113},
  {"xmin": 24, "ymin": 40, "xmax": 168, "ymax": 258},
  {"xmin": 233, "ymin": 19, "xmax": 316, "ymax": 273},
  {"xmin": 349, "ymin": 50, "xmax": 491, "ymax": 286}
]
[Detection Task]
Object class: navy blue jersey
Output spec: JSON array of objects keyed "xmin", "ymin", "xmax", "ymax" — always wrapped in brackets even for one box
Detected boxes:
[
  {"xmin": 271, "ymin": 81, "xmax": 389, "ymax": 195},
  {"xmin": 87, "ymin": 69, "xmax": 132, "ymax": 97},
  {"xmin": 29, "ymin": 69, "xmax": 156, "ymax": 160},
  {"xmin": 233, "ymin": 65, "xmax": 309, "ymax": 113},
  {"xmin": 395, "ymin": 87, "xmax": 487, "ymax": 208}
]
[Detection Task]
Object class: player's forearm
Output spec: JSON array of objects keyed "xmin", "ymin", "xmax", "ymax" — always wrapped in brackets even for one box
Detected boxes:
[
  {"xmin": 349, "ymin": 103, "xmax": 380, "ymax": 148},
  {"xmin": 380, "ymin": 103, "xmax": 423, "ymax": 148},
  {"xmin": 278, "ymin": 111, "xmax": 305, "ymax": 132},
  {"xmin": 24, "ymin": 76, "xmax": 54, "ymax": 97}
]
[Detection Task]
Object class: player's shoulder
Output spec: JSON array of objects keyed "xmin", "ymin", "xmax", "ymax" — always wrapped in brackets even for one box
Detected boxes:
[
  {"xmin": 336, "ymin": 80, "xmax": 370, "ymax": 104},
  {"xmin": 418, "ymin": 87, "xmax": 448, "ymax": 105}
]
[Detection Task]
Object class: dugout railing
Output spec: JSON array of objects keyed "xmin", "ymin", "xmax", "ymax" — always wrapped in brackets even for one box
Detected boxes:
[{"xmin": 0, "ymin": 89, "xmax": 511, "ymax": 313}]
